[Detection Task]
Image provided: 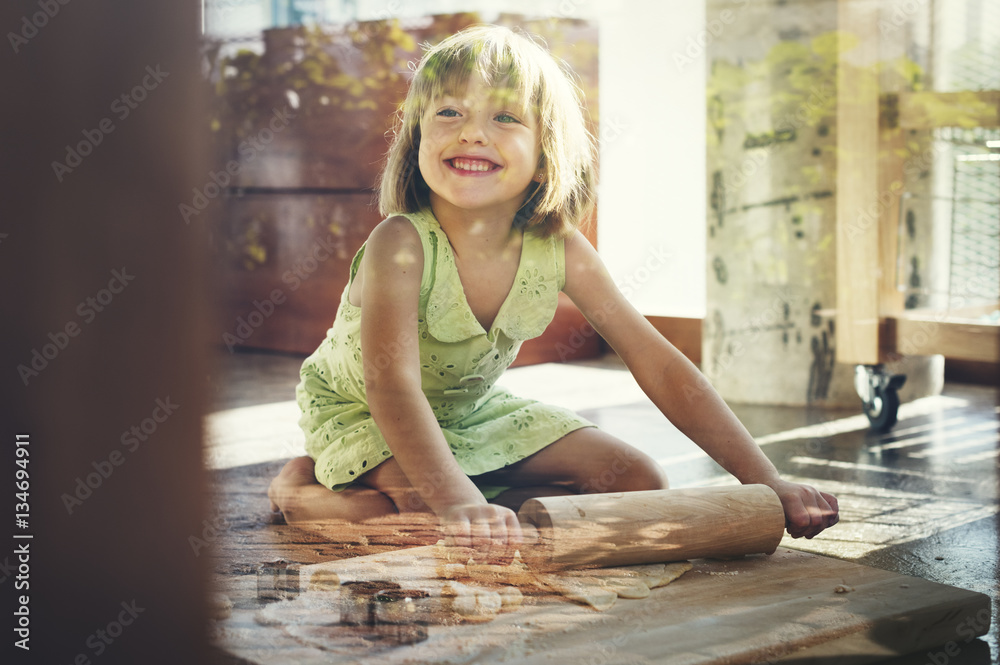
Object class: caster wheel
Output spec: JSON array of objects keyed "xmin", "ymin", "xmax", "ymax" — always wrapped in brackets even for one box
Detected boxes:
[
  {"xmin": 855, "ymin": 366, "xmax": 906, "ymax": 433},
  {"xmin": 863, "ymin": 385, "xmax": 900, "ymax": 432}
]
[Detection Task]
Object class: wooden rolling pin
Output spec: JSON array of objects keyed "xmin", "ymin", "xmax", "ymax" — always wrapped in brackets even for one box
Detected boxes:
[{"xmin": 516, "ymin": 485, "xmax": 785, "ymax": 571}]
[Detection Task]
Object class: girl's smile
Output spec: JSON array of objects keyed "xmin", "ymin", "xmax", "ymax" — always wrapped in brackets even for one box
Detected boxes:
[
  {"xmin": 418, "ymin": 73, "xmax": 542, "ymax": 221},
  {"xmin": 447, "ymin": 156, "xmax": 500, "ymax": 174}
]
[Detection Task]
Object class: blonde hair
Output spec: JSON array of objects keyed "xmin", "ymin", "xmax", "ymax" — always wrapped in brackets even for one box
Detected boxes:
[{"xmin": 377, "ymin": 24, "xmax": 596, "ymax": 238}]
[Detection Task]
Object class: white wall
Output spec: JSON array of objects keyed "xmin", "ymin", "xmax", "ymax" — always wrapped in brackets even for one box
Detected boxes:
[{"xmin": 595, "ymin": 0, "xmax": 707, "ymax": 318}]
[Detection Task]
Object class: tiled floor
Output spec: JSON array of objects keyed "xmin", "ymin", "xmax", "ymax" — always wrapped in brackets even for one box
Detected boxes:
[{"xmin": 207, "ymin": 349, "xmax": 999, "ymax": 663}]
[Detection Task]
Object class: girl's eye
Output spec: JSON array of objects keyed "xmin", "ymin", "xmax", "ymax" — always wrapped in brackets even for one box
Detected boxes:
[
  {"xmin": 495, "ymin": 113, "xmax": 519, "ymax": 124},
  {"xmin": 436, "ymin": 108, "xmax": 459, "ymax": 117}
]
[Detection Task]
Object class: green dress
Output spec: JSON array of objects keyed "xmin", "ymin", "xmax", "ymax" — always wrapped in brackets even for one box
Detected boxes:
[{"xmin": 296, "ymin": 208, "xmax": 595, "ymax": 499}]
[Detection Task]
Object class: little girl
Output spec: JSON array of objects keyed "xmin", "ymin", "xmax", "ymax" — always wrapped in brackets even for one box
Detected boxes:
[{"xmin": 268, "ymin": 24, "xmax": 838, "ymax": 554}]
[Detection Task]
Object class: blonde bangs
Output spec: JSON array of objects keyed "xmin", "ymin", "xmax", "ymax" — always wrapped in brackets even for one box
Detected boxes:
[{"xmin": 411, "ymin": 29, "xmax": 540, "ymax": 126}]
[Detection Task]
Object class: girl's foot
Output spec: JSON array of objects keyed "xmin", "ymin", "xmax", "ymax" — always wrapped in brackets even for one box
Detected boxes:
[
  {"xmin": 268, "ymin": 456, "xmax": 319, "ymax": 514},
  {"xmin": 266, "ymin": 456, "xmax": 399, "ymax": 524}
]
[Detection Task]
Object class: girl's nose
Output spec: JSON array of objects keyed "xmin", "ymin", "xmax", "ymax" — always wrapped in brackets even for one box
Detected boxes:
[{"xmin": 458, "ymin": 116, "xmax": 488, "ymax": 145}]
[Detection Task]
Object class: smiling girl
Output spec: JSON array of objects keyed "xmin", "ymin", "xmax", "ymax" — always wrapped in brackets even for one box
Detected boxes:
[{"xmin": 268, "ymin": 25, "xmax": 839, "ymax": 555}]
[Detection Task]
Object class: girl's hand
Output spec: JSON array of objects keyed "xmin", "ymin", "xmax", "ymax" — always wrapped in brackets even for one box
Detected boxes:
[
  {"xmin": 440, "ymin": 503, "xmax": 523, "ymax": 560},
  {"xmin": 765, "ymin": 480, "xmax": 839, "ymax": 539}
]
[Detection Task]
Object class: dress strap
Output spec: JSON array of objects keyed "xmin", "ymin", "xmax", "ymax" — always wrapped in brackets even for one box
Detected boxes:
[{"xmin": 555, "ymin": 231, "xmax": 566, "ymax": 291}]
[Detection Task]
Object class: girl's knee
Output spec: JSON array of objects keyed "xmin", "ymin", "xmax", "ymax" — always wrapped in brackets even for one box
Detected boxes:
[
  {"xmin": 630, "ymin": 457, "xmax": 669, "ymax": 491},
  {"xmin": 358, "ymin": 459, "xmax": 434, "ymax": 514},
  {"xmin": 579, "ymin": 449, "xmax": 668, "ymax": 493},
  {"xmin": 609, "ymin": 451, "xmax": 667, "ymax": 492}
]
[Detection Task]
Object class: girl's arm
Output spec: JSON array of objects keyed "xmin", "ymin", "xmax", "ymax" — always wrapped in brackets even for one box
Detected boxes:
[
  {"xmin": 562, "ymin": 232, "xmax": 838, "ymax": 539},
  {"xmin": 358, "ymin": 217, "xmax": 522, "ymax": 549}
]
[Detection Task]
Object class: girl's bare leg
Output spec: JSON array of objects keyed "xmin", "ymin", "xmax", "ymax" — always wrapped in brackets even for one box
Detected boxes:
[
  {"xmin": 354, "ymin": 456, "xmax": 436, "ymax": 514},
  {"xmin": 269, "ymin": 427, "xmax": 665, "ymax": 523},
  {"xmin": 476, "ymin": 427, "xmax": 668, "ymax": 497},
  {"xmin": 267, "ymin": 456, "xmax": 399, "ymax": 524}
]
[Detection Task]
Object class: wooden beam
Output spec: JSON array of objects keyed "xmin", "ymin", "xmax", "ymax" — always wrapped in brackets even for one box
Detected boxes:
[
  {"xmin": 893, "ymin": 312, "xmax": 1000, "ymax": 363},
  {"xmin": 835, "ymin": 0, "xmax": 882, "ymax": 365},
  {"xmin": 898, "ymin": 90, "xmax": 1000, "ymax": 129}
]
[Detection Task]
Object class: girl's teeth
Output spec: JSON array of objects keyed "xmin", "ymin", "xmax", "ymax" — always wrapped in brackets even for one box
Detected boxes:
[{"xmin": 452, "ymin": 159, "xmax": 493, "ymax": 171}]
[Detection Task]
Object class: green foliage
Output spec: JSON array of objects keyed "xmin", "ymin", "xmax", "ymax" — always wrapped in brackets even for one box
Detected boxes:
[
  {"xmin": 708, "ymin": 30, "xmax": 858, "ymax": 148},
  {"xmin": 205, "ymin": 19, "xmax": 421, "ymax": 139},
  {"xmin": 202, "ymin": 19, "xmax": 426, "ymax": 271},
  {"xmin": 708, "ymin": 28, "xmax": 929, "ymax": 144}
]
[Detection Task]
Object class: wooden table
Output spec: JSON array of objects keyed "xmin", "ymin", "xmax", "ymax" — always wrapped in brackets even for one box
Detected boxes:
[{"xmin": 209, "ymin": 545, "xmax": 990, "ymax": 664}]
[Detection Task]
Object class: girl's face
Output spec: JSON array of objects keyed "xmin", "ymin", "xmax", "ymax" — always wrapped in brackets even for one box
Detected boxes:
[{"xmin": 418, "ymin": 72, "xmax": 542, "ymax": 222}]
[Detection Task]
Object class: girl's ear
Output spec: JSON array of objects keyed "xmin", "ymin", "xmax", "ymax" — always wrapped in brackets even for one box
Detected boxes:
[{"xmin": 535, "ymin": 155, "xmax": 547, "ymax": 181}]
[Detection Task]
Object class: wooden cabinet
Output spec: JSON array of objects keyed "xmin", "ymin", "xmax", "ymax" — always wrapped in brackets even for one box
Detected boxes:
[{"xmin": 216, "ymin": 192, "xmax": 380, "ymax": 354}]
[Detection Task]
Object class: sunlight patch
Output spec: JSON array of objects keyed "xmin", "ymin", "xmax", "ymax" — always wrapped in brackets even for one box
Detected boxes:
[{"xmin": 204, "ymin": 400, "xmax": 304, "ymax": 469}]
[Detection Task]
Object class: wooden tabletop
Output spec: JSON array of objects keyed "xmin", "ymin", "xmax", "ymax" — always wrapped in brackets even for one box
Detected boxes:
[{"xmin": 205, "ymin": 465, "xmax": 990, "ymax": 664}]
